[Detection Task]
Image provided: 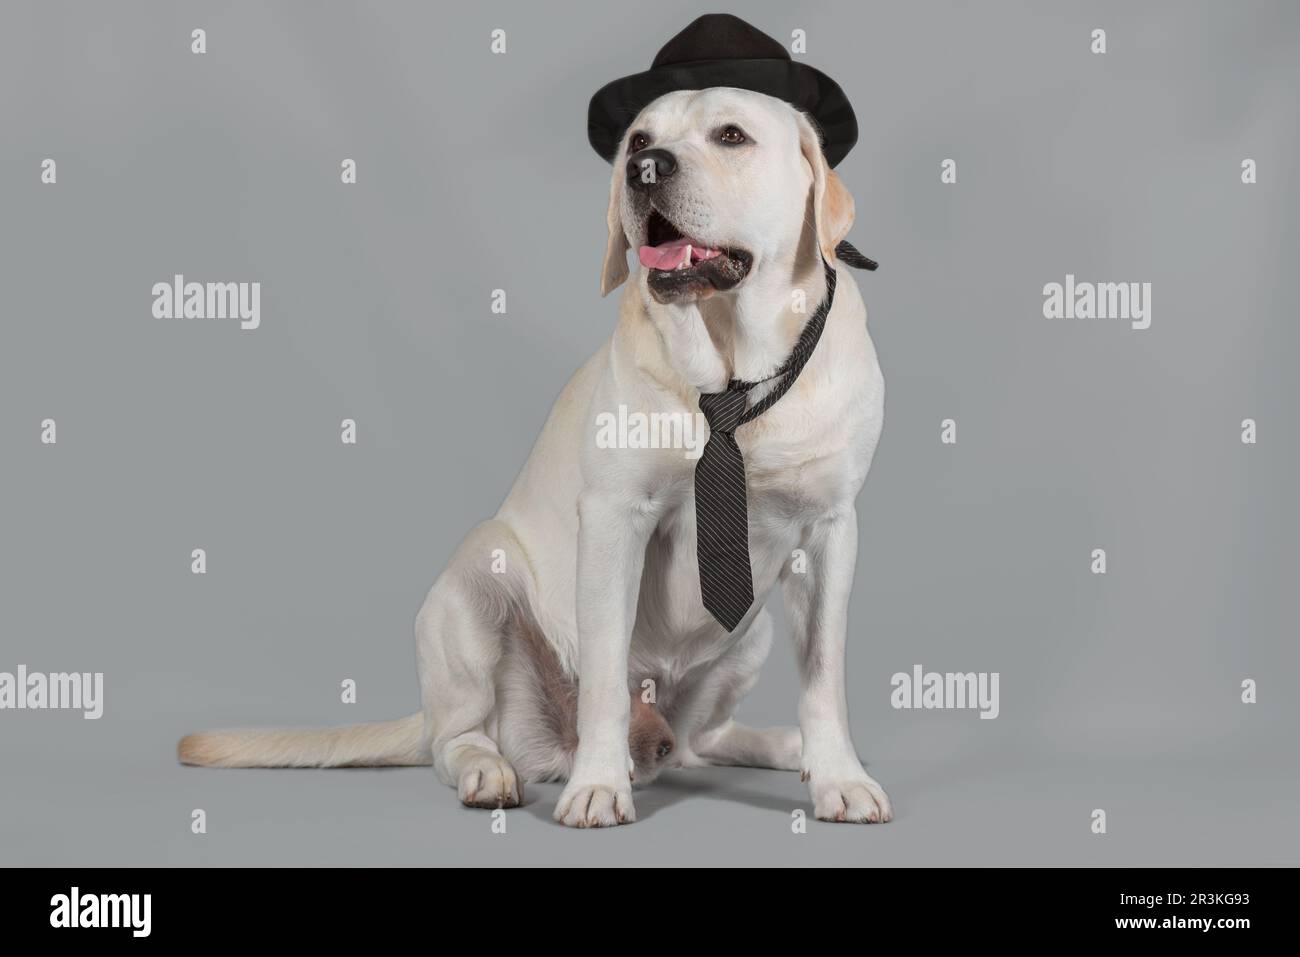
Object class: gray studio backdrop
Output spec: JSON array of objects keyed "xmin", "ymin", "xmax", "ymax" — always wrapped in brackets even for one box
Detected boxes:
[{"xmin": 1, "ymin": 1, "xmax": 1297, "ymax": 867}]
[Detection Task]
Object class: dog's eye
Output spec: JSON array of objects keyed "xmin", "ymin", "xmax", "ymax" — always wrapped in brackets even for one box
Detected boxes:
[
  {"xmin": 719, "ymin": 125, "xmax": 747, "ymax": 145},
  {"xmin": 629, "ymin": 132, "xmax": 651, "ymax": 153}
]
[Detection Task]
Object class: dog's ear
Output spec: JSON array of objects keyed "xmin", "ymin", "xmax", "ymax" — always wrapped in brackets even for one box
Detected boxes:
[
  {"xmin": 797, "ymin": 113, "xmax": 855, "ymax": 264},
  {"xmin": 600, "ymin": 160, "xmax": 630, "ymax": 296}
]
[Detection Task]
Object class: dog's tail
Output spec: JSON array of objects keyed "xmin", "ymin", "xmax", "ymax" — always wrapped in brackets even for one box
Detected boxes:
[{"xmin": 177, "ymin": 712, "xmax": 429, "ymax": 768}]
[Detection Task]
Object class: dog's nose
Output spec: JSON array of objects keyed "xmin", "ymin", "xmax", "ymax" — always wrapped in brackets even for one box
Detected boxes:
[{"xmin": 626, "ymin": 148, "xmax": 677, "ymax": 191}]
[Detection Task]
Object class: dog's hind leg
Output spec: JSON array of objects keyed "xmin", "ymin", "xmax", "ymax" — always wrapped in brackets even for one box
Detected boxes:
[
  {"xmin": 692, "ymin": 722, "xmax": 803, "ymax": 771},
  {"xmin": 441, "ymin": 733, "xmax": 523, "ymax": 809},
  {"xmin": 416, "ymin": 519, "xmax": 528, "ymax": 809},
  {"xmin": 677, "ymin": 610, "xmax": 802, "ymax": 771}
]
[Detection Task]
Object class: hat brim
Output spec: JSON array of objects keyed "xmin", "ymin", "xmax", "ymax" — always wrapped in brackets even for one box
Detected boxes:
[{"xmin": 588, "ymin": 58, "xmax": 858, "ymax": 168}]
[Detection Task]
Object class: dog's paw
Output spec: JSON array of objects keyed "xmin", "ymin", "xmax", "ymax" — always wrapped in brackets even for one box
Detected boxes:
[
  {"xmin": 553, "ymin": 780, "xmax": 636, "ymax": 828},
  {"xmin": 457, "ymin": 751, "xmax": 523, "ymax": 809},
  {"xmin": 805, "ymin": 768, "xmax": 892, "ymax": 824}
]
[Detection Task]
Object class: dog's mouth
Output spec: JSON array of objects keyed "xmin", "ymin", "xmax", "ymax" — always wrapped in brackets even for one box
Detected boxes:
[{"xmin": 638, "ymin": 210, "xmax": 753, "ymax": 303}]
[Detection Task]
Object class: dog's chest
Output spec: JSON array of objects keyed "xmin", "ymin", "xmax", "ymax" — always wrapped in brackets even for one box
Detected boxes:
[
  {"xmin": 630, "ymin": 324, "xmax": 883, "ymax": 657},
  {"xmin": 634, "ymin": 435, "xmax": 863, "ymax": 652}
]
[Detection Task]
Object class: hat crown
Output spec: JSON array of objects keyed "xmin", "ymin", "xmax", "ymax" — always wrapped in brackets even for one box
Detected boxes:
[
  {"xmin": 587, "ymin": 14, "xmax": 857, "ymax": 167},
  {"xmin": 651, "ymin": 13, "xmax": 791, "ymax": 69}
]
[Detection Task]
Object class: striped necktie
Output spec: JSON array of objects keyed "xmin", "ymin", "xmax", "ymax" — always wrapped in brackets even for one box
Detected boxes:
[{"xmin": 693, "ymin": 255, "xmax": 851, "ymax": 631}]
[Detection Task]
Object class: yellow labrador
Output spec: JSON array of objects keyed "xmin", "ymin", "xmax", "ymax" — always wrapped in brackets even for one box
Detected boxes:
[{"xmin": 180, "ymin": 87, "xmax": 892, "ymax": 828}]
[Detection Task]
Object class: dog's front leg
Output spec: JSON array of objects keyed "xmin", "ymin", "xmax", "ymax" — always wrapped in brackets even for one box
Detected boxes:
[
  {"xmin": 783, "ymin": 508, "xmax": 893, "ymax": 823},
  {"xmin": 553, "ymin": 490, "xmax": 656, "ymax": 828}
]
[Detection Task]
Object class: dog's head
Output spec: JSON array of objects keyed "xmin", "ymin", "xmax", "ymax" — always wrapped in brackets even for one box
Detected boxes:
[{"xmin": 600, "ymin": 87, "xmax": 854, "ymax": 304}]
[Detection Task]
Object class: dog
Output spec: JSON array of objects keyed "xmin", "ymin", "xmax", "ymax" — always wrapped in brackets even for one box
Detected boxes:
[{"xmin": 179, "ymin": 86, "xmax": 893, "ymax": 828}]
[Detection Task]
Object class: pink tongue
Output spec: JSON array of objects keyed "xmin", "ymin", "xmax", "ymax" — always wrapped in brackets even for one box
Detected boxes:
[{"xmin": 638, "ymin": 237, "xmax": 722, "ymax": 271}]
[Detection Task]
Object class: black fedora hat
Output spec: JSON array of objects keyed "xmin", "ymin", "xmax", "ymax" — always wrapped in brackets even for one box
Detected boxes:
[{"xmin": 588, "ymin": 13, "xmax": 858, "ymax": 168}]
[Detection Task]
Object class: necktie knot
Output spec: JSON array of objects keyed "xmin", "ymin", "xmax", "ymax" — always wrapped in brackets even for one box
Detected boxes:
[{"xmin": 698, "ymin": 389, "xmax": 748, "ymax": 434}]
